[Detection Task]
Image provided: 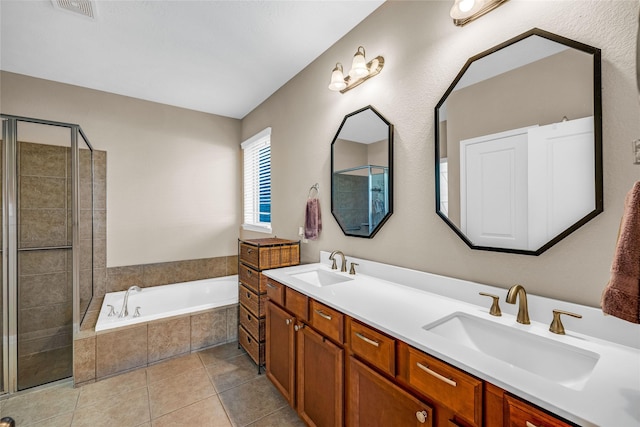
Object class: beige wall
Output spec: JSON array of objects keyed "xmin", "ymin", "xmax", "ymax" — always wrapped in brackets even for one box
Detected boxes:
[
  {"xmin": 240, "ymin": 0, "xmax": 640, "ymax": 307},
  {"xmin": 1, "ymin": 71, "xmax": 242, "ymax": 267}
]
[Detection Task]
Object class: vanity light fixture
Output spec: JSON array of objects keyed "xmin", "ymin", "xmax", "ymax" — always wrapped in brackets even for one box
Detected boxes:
[
  {"xmin": 328, "ymin": 46, "xmax": 384, "ymax": 93},
  {"xmin": 450, "ymin": 0, "xmax": 509, "ymax": 26}
]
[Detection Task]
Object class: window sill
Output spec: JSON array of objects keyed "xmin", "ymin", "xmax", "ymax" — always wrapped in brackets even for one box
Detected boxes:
[{"xmin": 242, "ymin": 223, "xmax": 272, "ymax": 234}]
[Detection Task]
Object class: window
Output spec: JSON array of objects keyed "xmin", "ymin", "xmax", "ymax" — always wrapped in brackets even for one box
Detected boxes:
[{"xmin": 242, "ymin": 128, "xmax": 272, "ymax": 233}]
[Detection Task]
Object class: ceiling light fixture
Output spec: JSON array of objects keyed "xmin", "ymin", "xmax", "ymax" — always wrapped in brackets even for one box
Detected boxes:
[
  {"xmin": 328, "ymin": 46, "xmax": 384, "ymax": 93},
  {"xmin": 450, "ymin": 0, "xmax": 508, "ymax": 26}
]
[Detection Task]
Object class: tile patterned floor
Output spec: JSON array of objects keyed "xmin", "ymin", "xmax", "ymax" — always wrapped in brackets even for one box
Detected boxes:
[{"xmin": 0, "ymin": 342, "xmax": 306, "ymax": 427}]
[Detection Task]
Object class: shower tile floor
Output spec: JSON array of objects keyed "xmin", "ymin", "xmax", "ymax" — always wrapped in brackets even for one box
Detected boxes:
[{"xmin": 0, "ymin": 342, "xmax": 306, "ymax": 427}]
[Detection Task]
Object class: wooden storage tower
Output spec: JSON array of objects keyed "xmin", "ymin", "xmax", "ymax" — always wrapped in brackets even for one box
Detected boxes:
[{"xmin": 238, "ymin": 238, "xmax": 300, "ymax": 370}]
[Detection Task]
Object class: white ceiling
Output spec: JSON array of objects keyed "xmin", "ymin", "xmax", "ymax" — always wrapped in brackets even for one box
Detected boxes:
[{"xmin": 0, "ymin": 0, "xmax": 384, "ymax": 119}]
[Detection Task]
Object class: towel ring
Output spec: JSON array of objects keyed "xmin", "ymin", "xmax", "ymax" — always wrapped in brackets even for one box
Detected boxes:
[{"xmin": 308, "ymin": 183, "xmax": 320, "ymax": 199}]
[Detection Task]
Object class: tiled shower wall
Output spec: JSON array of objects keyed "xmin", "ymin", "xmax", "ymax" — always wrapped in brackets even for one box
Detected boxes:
[
  {"xmin": 333, "ymin": 174, "xmax": 369, "ymax": 231},
  {"xmin": 16, "ymin": 142, "xmax": 106, "ymax": 389}
]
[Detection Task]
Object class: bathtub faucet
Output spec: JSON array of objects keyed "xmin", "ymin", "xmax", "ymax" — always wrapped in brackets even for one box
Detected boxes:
[{"xmin": 118, "ymin": 286, "xmax": 141, "ymax": 318}]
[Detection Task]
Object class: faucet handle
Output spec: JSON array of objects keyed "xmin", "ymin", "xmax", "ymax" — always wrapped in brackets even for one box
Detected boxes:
[
  {"xmin": 479, "ymin": 293, "xmax": 502, "ymax": 316},
  {"xmin": 349, "ymin": 262, "xmax": 359, "ymax": 275},
  {"xmin": 107, "ymin": 304, "xmax": 116, "ymax": 317},
  {"xmin": 330, "ymin": 257, "xmax": 338, "ymax": 270},
  {"xmin": 133, "ymin": 307, "xmax": 141, "ymax": 318},
  {"xmin": 549, "ymin": 309, "xmax": 582, "ymax": 335}
]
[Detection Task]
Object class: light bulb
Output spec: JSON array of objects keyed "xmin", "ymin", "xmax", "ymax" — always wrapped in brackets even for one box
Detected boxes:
[
  {"xmin": 328, "ymin": 63, "xmax": 347, "ymax": 91},
  {"xmin": 349, "ymin": 47, "xmax": 369, "ymax": 79},
  {"xmin": 458, "ymin": 0, "xmax": 475, "ymax": 12}
]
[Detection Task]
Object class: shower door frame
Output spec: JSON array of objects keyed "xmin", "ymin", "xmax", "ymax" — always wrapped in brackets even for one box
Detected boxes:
[{"xmin": 1, "ymin": 114, "xmax": 94, "ymax": 395}]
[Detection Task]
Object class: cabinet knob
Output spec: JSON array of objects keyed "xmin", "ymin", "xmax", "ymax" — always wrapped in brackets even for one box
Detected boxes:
[
  {"xmin": 285, "ymin": 318, "xmax": 292, "ymax": 325},
  {"xmin": 294, "ymin": 324, "xmax": 305, "ymax": 332},
  {"xmin": 416, "ymin": 410, "xmax": 428, "ymax": 423}
]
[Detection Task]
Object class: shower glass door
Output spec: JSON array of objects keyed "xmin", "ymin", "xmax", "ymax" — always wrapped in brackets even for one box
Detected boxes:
[
  {"xmin": 1, "ymin": 114, "xmax": 94, "ymax": 394},
  {"xmin": 1, "ymin": 118, "xmax": 5, "ymax": 394},
  {"xmin": 16, "ymin": 121, "xmax": 74, "ymax": 390}
]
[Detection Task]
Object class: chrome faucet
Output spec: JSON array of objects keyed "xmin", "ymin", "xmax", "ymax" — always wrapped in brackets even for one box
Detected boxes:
[
  {"xmin": 505, "ymin": 284, "xmax": 530, "ymax": 324},
  {"xmin": 119, "ymin": 286, "xmax": 141, "ymax": 318},
  {"xmin": 329, "ymin": 250, "xmax": 347, "ymax": 272}
]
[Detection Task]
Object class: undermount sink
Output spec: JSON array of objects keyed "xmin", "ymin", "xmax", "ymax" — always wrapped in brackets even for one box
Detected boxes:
[
  {"xmin": 423, "ymin": 313, "xmax": 599, "ymax": 390},
  {"xmin": 290, "ymin": 269, "xmax": 353, "ymax": 287}
]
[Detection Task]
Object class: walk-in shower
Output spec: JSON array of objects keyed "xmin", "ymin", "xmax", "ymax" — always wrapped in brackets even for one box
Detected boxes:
[{"xmin": 1, "ymin": 114, "xmax": 95, "ymax": 394}]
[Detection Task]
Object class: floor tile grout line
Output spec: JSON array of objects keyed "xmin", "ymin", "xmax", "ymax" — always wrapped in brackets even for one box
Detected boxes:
[
  {"xmin": 241, "ymin": 403, "xmax": 291, "ymax": 427},
  {"xmin": 145, "ymin": 370, "xmax": 153, "ymax": 426}
]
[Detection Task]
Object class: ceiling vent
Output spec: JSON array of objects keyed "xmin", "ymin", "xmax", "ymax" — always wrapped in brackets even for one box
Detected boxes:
[{"xmin": 51, "ymin": 0, "xmax": 97, "ymax": 20}]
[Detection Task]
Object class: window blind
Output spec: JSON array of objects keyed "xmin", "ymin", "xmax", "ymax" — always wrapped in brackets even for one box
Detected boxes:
[{"xmin": 242, "ymin": 128, "xmax": 272, "ymax": 232}]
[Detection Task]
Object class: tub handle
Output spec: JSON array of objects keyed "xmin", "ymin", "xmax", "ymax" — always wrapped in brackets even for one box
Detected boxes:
[
  {"xmin": 107, "ymin": 305, "xmax": 116, "ymax": 317},
  {"xmin": 133, "ymin": 307, "xmax": 141, "ymax": 318}
]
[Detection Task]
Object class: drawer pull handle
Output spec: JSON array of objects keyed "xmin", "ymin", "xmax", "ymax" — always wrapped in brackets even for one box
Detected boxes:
[
  {"xmin": 247, "ymin": 269, "xmax": 252, "ymax": 275},
  {"xmin": 247, "ymin": 248, "xmax": 253, "ymax": 254},
  {"xmin": 525, "ymin": 422, "xmax": 539, "ymax": 427},
  {"xmin": 416, "ymin": 362, "xmax": 457, "ymax": 387},
  {"xmin": 266, "ymin": 283, "xmax": 277, "ymax": 289},
  {"xmin": 314, "ymin": 309, "xmax": 333, "ymax": 321},
  {"xmin": 246, "ymin": 292, "xmax": 251, "ymax": 298},
  {"xmin": 355, "ymin": 332, "xmax": 380, "ymax": 347},
  {"xmin": 416, "ymin": 410, "xmax": 428, "ymax": 423},
  {"xmin": 247, "ymin": 314, "xmax": 252, "ymax": 321}
]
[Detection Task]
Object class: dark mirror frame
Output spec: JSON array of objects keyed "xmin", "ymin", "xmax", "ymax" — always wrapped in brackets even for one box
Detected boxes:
[
  {"xmin": 434, "ymin": 28, "xmax": 603, "ymax": 255},
  {"xmin": 331, "ymin": 105, "xmax": 394, "ymax": 238}
]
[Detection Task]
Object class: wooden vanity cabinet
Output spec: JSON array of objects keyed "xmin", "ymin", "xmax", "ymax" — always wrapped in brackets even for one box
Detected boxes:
[
  {"xmin": 266, "ymin": 277, "xmax": 577, "ymax": 427},
  {"xmin": 265, "ymin": 283, "xmax": 344, "ymax": 427},
  {"xmin": 348, "ymin": 356, "xmax": 433, "ymax": 427}
]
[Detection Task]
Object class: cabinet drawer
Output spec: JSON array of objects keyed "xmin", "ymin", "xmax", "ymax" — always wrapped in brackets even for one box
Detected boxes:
[
  {"xmin": 239, "ymin": 304, "xmax": 265, "ymax": 341},
  {"xmin": 310, "ymin": 300, "xmax": 344, "ymax": 344},
  {"xmin": 402, "ymin": 344, "xmax": 482, "ymax": 427},
  {"xmin": 239, "ymin": 284, "xmax": 265, "ymax": 317},
  {"xmin": 239, "ymin": 243, "xmax": 260, "ymax": 269},
  {"xmin": 239, "ymin": 265, "xmax": 267, "ymax": 294},
  {"xmin": 348, "ymin": 318, "xmax": 395, "ymax": 376},
  {"xmin": 265, "ymin": 278, "xmax": 285, "ymax": 306},
  {"xmin": 285, "ymin": 287, "xmax": 309, "ymax": 321},
  {"xmin": 239, "ymin": 240, "xmax": 301, "ymax": 270},
  {"xmin": 239, "ymin": 325, "xmax": 264, "ymax": 366},
  {"xmin": 504, "ymin": 394, "xmax": 573, "ymax": 427}
]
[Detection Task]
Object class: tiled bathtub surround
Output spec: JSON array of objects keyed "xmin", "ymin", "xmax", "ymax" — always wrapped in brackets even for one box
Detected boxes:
[
  {"xmin": 74, "ymin": 303, "xmax": 238, "ymax": 385},
  {"xmin": 79, "ymin": 255, "xmax": 239, "ymax": 330}
]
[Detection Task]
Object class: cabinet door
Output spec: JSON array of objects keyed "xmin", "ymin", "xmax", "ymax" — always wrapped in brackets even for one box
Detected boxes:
[
  {"xmin": 266, "ymin": 301, "xmax": 296, "ymax": 405},
  {"xmin": 348, "ymin": 356, "xmax": 433, "ymax": 427},
  {"xmin": 297, "ymin": 325, "xmax": 344, "ymax": 427}
]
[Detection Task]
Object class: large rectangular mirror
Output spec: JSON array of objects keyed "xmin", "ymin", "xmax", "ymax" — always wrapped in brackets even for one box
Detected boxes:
[{"xmin": 435, "ymin": 28, "xmax": 602, "ymax": 255}]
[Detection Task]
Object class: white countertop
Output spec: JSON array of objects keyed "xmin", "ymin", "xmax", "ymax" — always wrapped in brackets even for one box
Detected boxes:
[{"xmin": 263, "ymin": 251, "xmax": 640, "ymax": 427}]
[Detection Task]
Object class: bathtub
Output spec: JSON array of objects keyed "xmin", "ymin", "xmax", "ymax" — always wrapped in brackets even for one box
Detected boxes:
[{"xmin": 95, "ymin": 275, "xmax": 238, "ymax": 332}]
